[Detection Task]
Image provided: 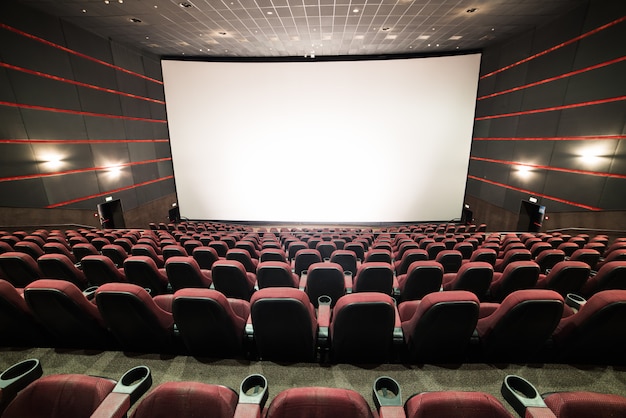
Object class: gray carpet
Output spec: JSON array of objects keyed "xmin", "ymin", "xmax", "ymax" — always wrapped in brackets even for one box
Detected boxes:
[{"xmin": 2, "ymin": 347, "xmax": 626, "ymax": 416}]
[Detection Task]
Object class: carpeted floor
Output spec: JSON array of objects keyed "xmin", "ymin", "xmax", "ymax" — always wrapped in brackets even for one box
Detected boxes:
[{"xmin": 2, "ymin": 347, "xmax": 626, "ymax": 415}]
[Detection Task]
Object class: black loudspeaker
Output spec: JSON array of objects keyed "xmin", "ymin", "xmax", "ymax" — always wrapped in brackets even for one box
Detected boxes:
[
  {"xmin": 516, "ymin": 200, "xmax": 545, "ymax": 232},
  {"xmin": 460, "ymin": 207, "xmax": 473, "ymax": 224},
  {"xmin": 97, "ymin": 199, "xmax": 126, "ymax": 229},
  {"xmin": 168, "ymin": 206, "xmax": 181, "ymax": 223}
]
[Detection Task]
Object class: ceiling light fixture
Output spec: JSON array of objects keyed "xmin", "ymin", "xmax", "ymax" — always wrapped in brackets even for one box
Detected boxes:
[
  {"xmin": 466, "ymin": 8, "xmax": 477, "ymax": 13},
  {"xmin": 179, "ymin": 2, "xmax": 193, "ymax": 8},
  {"xmin": 129, "ymin": 17, "xmax": 142, "ymax": 23}
]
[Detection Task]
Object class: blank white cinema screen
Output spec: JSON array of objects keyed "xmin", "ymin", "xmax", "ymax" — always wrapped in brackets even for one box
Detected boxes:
[{"xmin": 162, "ymin": 53, "xmax": 481, "ymax": 223}]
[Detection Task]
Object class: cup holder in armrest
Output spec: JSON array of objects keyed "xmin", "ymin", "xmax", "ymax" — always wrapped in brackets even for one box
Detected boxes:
[
  {"xmin": 373, "ymin": 376, "xmax": 402, "ymax": 410},
  {"xmin": 565, "ymin": 293, "xmax": 587, "ymax": 311},
  {"xmin": 0, "ymin": 358, "xmax": 43, "ymax": 392},
  {"xmin": 83, "ymin": 286, "xmax": 99, "ymax": 300},
  {"xmin": 318, "ymin": 295, "xmax": 332, "ymax": 306},
  {"xmin": 239, "ymin": 374, "xmax": 268, "ymax": 408},
  {"xmin": 501, "ymin": 375, "xmax": 546, "ymax": 417},
  {"xmin": 112, "ymin": 365, "xmax": 152, "ymax": 404}
]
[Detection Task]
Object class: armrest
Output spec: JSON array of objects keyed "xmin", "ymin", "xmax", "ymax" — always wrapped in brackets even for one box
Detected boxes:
[
  {"xmin": 245, "ymin": 313, "xmax": 254, "ymax": 344},
  {"xmin": 392, "ymin": 276, "xmax": 400, "ymax": 298},
  {"xmin": 91, "ymin": 366, "xmax": 152, "ymax": 418},
  {"xmin": 393, "ymin": 306, "xmax": 403, "ymax": 344},
  {"xmin": 317, "ymin": 296, "xmax": 331, "ymax": 348},
  {"xmin": 234, "ymin": 374, "xmax": 268, "ymax": 418},
  {"xmin": 501, "ymin": 375, "xmax": 555, "ymax": 418},
  {"xmin": 0, "ymin": 359, "xmax": 42, "ymax": 406},
  {"xmin": 83, "ymin": 286, "xmax": 99, "ymax": 300},
  {"xmin": 344, "ymin": 272, "xmax": 353, "ymax": 294},
  {"xmin": 372, "ymin": 377, "xmax": 404, "ymax": 418},
  {"xmin": 298, "ymin": 272, "xmax": 307, "ymax": 291},
  {"xmin": 478, "ymin": 303, "xmax": 499, "ymax": 319}
]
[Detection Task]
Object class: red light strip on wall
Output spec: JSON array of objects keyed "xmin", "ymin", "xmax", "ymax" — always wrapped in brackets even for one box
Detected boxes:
[
  {"xmin": 0, "ymin": 23, "xmax": 163, "ymax": 85},
  {"xmin": 466, "ymin": 175, "xmax": 602, "ymax": 211},
  {"xmin": 470, "ymin": 156, "xmax": 626, "ymax": 180},
  {"xmin": 0, "ymin": 139, "xmax": 169, "ymax": 144},
  {"xmin": 480, "ymin": 16, "xmax": 626, "ymax": 80},
  {"xmin": 473, "ymin": 135, "xmax": 626, "ymax": 141},
  {"xmin": 0, "ymin": 158, "xmax": 172, "ymax": 183},
  {"xmin": 0, "ymin": 62, "xmax": 165, "ymax": 105},
  {"xmin": 0, "ymin": 100, "xmax": 167, "ymax": 123},
  {"xmin": 475, "ymin": 95, "xmax": 626, "ymax": 121},
  {"xmin": 46, "ymin": 175, "xmax": 174, "ymax": 208},
  {"xmin": 477, "ymin": 55, "xmax": 626, "ymax": 100}
]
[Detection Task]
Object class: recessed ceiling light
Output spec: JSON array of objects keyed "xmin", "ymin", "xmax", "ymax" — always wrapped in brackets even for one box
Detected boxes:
[
  {"xmin": 352, "ymin": 8, "xmax": 360, "ymax": 13},
  {"xmin": 466, "ymin": 8, "xmax": 477, "ymax": 13},
  {"xmin": 267, "ymin": 11, "xmax": 273, "ymax": 15},
  {"xmin": 118, "ymin": 0, "xmax": 123, "ymax": 3},
  {"xmin": 385, "ymin": 35, "xmax": 397, "ymax": 40},
  {"xmin": 449, "ymin": 35, "xmax": 462, "ymax": 40},
  {"xmin": 104, "ymin": 0, "xmax": 109, "ymax": 4},
  {"xmin": 418, "ymin": 35, "xmax": 430, "ymax": 40},
  {"xmin": 81, "ymin": 9, "xmax": 87, "ymax": 13}
]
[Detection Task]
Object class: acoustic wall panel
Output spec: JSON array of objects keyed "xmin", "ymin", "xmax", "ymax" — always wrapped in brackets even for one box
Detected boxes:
[
  {"xmin": 0, "ymin": 179, "xmax": 48, "ymax": 207},
  {"xmin": 20, "ymin": 110, "xmax": 88, "ymax": 140}
]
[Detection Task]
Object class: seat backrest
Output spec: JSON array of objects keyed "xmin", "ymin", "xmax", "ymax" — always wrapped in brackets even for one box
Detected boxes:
[
  {"xmin": 542, "ymin": 260, "xmax": 590, "ymax": 297},
  {"xmin": 192, "ymin": 246, "xmax": 220, "ymax": 270},
  {"xmin": 396, "ymin": 249, "xmax": 429, "ymax": 275},
  {"xmin": 123, "ymin": 256, "xmax": 169, "ymax": 295},
  {"xmin": 364, "ymin": 249, "xmax": 392, "ymax": 264},
  {"xmin": 476, "ymin": 289, "xmax": 563, "ymax": 361},
  {"xmin": 305, "ymin": 262, "xmax": 345, "ymax": 307},
  {"xmin": 0, "ymin": 252, "xmax": 42, "ymax": 288},
  {"xmin": 404, "ymin": 391, "xmax": 512, "ymax": 418},
  {"xmin": 399, "ymin": 261, "xmax": 443, "ymax": 302},
  {"xmin": 329, "ymin": 250, "xmax": 358, "ymax": 277},
  {"xmin": 448, "ymin": 261, "xmax": 493, "ymax": 300},
  {"xmin": 166, "ymin": 256, "xmax": 212, "ymax": 291},
  {"xmin": 211, "ymin": 259, "xmax": 255, "ymax": 300},
  {"xmin": 250, "ymin": 287, "xmax": 317, "ymax": 362},
  {"xmin": 435, "ymin": 250, "xmax": 463, "ymax": 273},
  {"xmin": 354, "ymin": 262, "xmax": 394, "ymax": 295},
  {"xmin": 265, "ymin": 387, "xmax": 374, "ymax": 418},
  {"xmin": 0, "ymin": 279, "xmax": 51, "ymax": 346},
  {"xmin": 42, "ymin": 242, "xmax": 76, "ymax": 263},
  {"xmin": 260, "ymin": 248, "xmax": 288, "ymax": 263},
  {"xmin": 2, "ymin": 374, "xmax": 116, "ymax": 418},
  {"xmin": 426, "ymin": 242, "xmax": 446, "ymax": 260},
  {"xmin": 24, "ymin": 279, "xmax": 112, "ymax": 349},
  {"xmin": 101, "ymin": 244, "xmax": 129, "ymax": 268},
  {"xmin": 256, "ymin": 261, "xmax": 298, "ymax": 289},
  {"xmin": 330, "ymin": 292, "xmax": 396, "ymax": 363},
  {"xmin": 208, "ymin": 241, "xmax": 230, "ymax": 257},
  {"xmin": 81, "ymin": 255, "xmax": 126, "ymax": 286},
  {"xmin": 131, "ymin": 244, "xmax": 164, "ymax": 267},
  {"xmin": 13, "ymin": 241, "xmax": 45, "ymax": 260},
  {"xmin": 469, "ymin": 248, "xmax": 497, "ymax": 266},
  {"xmin": 402, "ymin": 290, "xmax": 479, "ymax": 363},
  {"xmin": 552, "ymin": 289, "xmax": 626, "ymax": 364},
  {"xmin": 172, "ymin": 288, "xmax": 249, "ymax": 357},
  {"xmin": 293, "ymin": 249, "xmax": 322, "ymax": 276},
  {"xmin": 542, "ymin": 390, "xmax": 626, "ymax": 418},
  {"xmin": 344, "ymin": 242, "xmax": 365, "ymax": 261},
  {"xmin": 37, "ymin": 253, "xmax": 88, "ymax": 289},
  {"xmin": 162, "ymin": 245, "xmax": 188, "ymax": 261},
  {"xmin": 226, "ymin": 249, "xmax": 257, "ymax": 273},
  {"xmin": 72, "ymin": 243, "xmax": 99, "ymax": 262},
  {"xmin": 581, "ymin": 261, "xmax": 626, "ymax": 297},
  {"xmin": 491, "ymin": 261, "xmax": 540, "ymax": 302},
  {"xmin": 95, "ymin": 282, "xmax": 175, "ymax": 353},
  {"xmin": 534, "ymin": 249, "xmax": 566, "ymax": 274}
]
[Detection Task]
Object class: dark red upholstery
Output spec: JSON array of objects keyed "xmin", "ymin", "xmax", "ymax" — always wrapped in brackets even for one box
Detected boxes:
[
  {"xmin": 476, "ymin": 289, "xmax": 563, "ymax": 362},
  {"xmin": 404, "ymin": 391, "xmax": 512, "ymax": 418},
  {"xmin": 579, "ymin": 261, "xmax": 626, "ymax": 297},
  {"xmin": 0, "ymin": 279, "xmax": 51, "ymax": 346},
  {"xmin": 101, "ymin": 244, "xmax": 129, "ymax": 267},
  {"xmin": 397, "ymin": 261, "xmax": 443, "ymax": 302},
  {"xmin": 165, "ymin": 256, "xmax": 212, "ymax": 291},
  {"xmin": 463, "ymin": 248, "xmax": 497, "ymax": 266},
  {"xmin": 0, "ymin": 252, "xmax": 42, "ymax": 287},
  {"xmin": 24, "ymin": 279, "xmax": 114, "ymax": 349},
  {"xmin": 72, "ymin": 243, "xmax": 99, "ymax": 262},
  {"xmin": 265, "ymin": 387, "xmax": 374, "ymax": 418},
  {"xmin": 81, "ymin": 255, "xmax": 127, "ymax": 285},
  {"xmin": 209, "ymin": 241, "xmax": 230, "ymax": 258},
  {"xmin": 316, "ymin": 241, "xmax": 337, "ymax": 260},
  {"xmin": 43, "ymin": 242, "xmax": 77, "ymax": 263},
  {"xmin": 293, "ymin": 249, "xmax": 323, "ymax": 276},
  {"xmin": 173, "ymin": 288, "xmax": 249, "ymax": 357},
  {"xmin": 131, "ymin": 381, "xmax": 238, "ymax": 418},
  {"xmin": 330, "ymin": 250, "xmax": 359, "ymax": 277},
  {"xmin": 494, "ymin": 249, "xmax": 532, "ymax": 272},
  {"xmin": 256, "ymin": 261, "xmax": 299, "ymax": 289},
  {"xmin": 434, "ymin": 250, "xmax": 463, "ymax": 273},
  {"xmin": 569, "ymin": 248, "xmax": 601, "ymax": 271},
  {"xmin": 542, "ymin": 391, "xmax": 626, "ymax": 417},
  {"xmin": 131, "ymin": 244, "xmax": 165, "ymax": 267},
  {"xmin": 488, "ymin": 261, "xmax": 540, "ymax": 302},
  {"xmin": 535, "ymin": 261, "xmax": 590, "ymax": 297},
  {"xmin": 304, "ymin": 262, "xmax": 346, "ymax": 307},
  {"xmin": 394, "ymin": 249, "xmax": 429, "ymax": 276},
  {"xmin": 95, "ymin": 282, "xmax": 176, "ymax": 353},
  {"xmin": 211, "ymin": 259, "xmax": 257, "ymax": 300},
  {"xmin": 226, "ymin": 248, "xmax": 259, "ymax": 273},
  {"xmin": 13, "ymin": 241, "xmax": 44, "ymax": 260},
  {"xmin": 2, "ymin": 374, "xmax": 116, "ymax": 418},
  {"xmin": 250, "ymin": 287, "xmax": 318, "ymax": 362},
  {"xmin": 260, "ymin": 248, "xmax": 288, "ymax": 263},
  {"xmin": 183, "ymin": 239, "xmax": 203, "ymax": 255},
  {"xmin": 123, "ymin": 256, "xmax": 169, "ymax": 295},
  {"xmin": 552, "ymin": 290, "xmax": 626, "ymax": 365},
  {"xmin": 330, "ymin": 292, "xmax": 396, "ymax": 363},
  {"xmin": 353, "ymin": 262, "xmax": 395, "ymax": 295},
  {"xmin": 162, "ymin": 244, "xmax": 188, "ymax": 261},
  {"xmin": 192, "ymin": 246, "xmax": 220, "ymax": 269},
  {"xmin": 400, "ymin": 290, "xmax": 479, "ymax": 363},
  {"xmin": 344, "ymin": 242, "xmax": 365, "ymax": 261},
  {"xmin": 442, "ymin": 261, "xmax": 493, "ymax": 300},
  {"xmin": 364, "ymin": 249, "xmax": 392, "ymax": 264},
  {"xmin": 37, "ymin": 253, "xmax": 88, "ymax": 289},
  {"xmin": 534, "ymin": 249, "xmax": 566, "ymax": 274}
]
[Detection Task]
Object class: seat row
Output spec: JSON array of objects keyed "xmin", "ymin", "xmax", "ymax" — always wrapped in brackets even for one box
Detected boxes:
[
  {"xmin": 2, "ymin": 358, "xmax": 625, "ymax": 418},
  {"xmin": 3, "ymin": 276, "xmax": 626, "ymax": 365}
]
